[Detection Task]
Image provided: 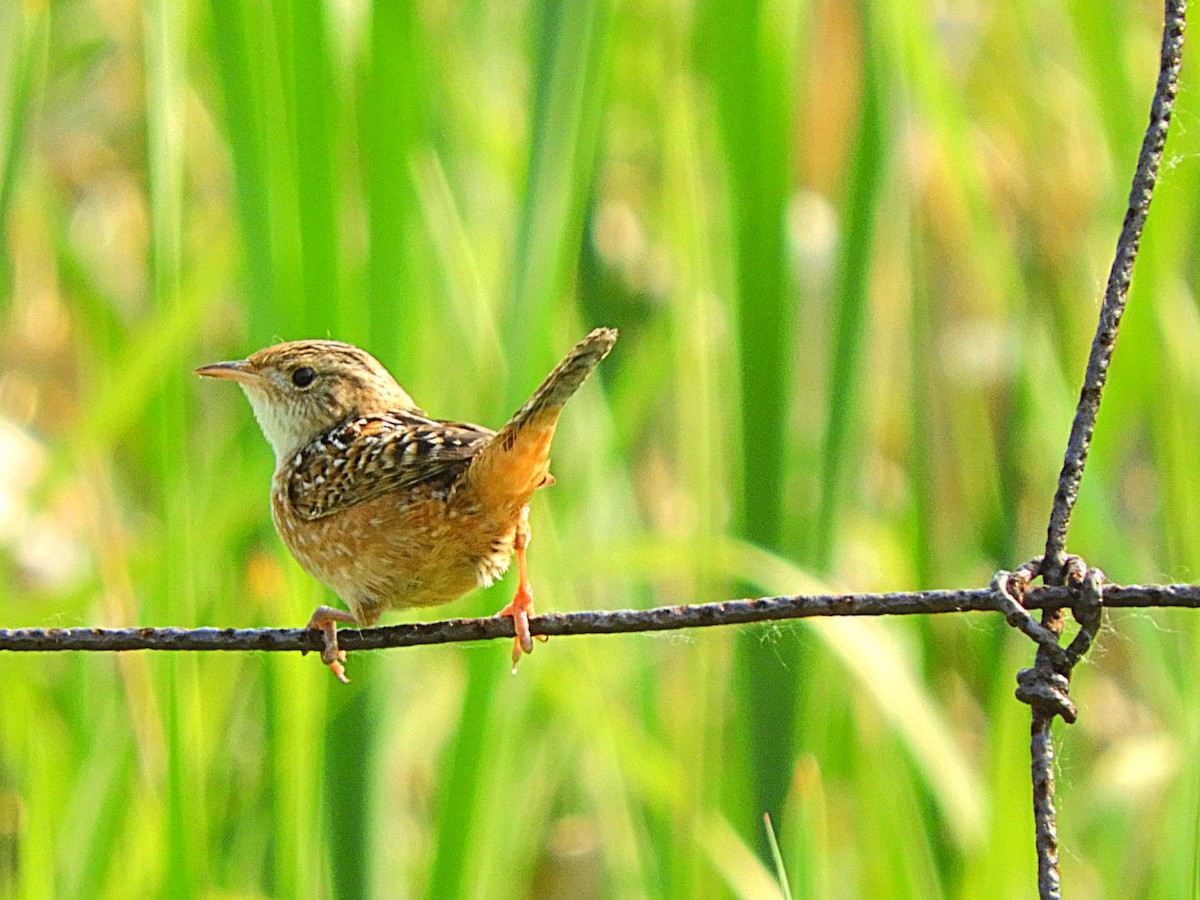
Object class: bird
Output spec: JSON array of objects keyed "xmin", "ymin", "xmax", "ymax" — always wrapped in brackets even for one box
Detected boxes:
[{"xmin": 196, "ymin": 327, "xmax": 617, "ymax": 682}]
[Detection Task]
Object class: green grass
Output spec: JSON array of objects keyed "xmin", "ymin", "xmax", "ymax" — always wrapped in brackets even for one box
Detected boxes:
[{"xmin": 1, "ymin": 1, "xmax": 1198, "ymax": 897}]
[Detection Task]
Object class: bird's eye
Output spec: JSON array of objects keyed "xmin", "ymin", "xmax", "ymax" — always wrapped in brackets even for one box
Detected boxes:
[{"xmin": 291, "ymin": 366, "xmax": 316, "ymax": 388}]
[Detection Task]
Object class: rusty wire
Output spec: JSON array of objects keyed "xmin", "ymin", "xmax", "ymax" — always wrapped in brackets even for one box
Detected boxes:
[
  {"xmin": 1007, "ymin": 2, "xmax": 1188, "ymax": 897},
  {"xmin": 1042, "ymin": 0, "xmax": 1187, "ymax": 583},
  {"xmin": 0, "ymin": 581, "xmax": 1197, "ymax": 654}
]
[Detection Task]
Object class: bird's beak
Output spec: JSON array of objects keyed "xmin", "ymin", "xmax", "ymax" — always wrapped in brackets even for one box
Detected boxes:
[{"xmin": 194, "ymin": 359, "xmax": 261, "ymax": 384}]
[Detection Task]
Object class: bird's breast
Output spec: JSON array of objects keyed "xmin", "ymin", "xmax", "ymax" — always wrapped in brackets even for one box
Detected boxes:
[{"xmin": 269, "ymin": 473, "xmax": 525, "ymax": 623}]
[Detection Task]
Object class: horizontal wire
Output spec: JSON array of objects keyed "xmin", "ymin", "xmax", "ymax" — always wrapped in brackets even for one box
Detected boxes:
[{"xmin": 2, "ymin": 583, "xmax": 1196, "ymax": 654}]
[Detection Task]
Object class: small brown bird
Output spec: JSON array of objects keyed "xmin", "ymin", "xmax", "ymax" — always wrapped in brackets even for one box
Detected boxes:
[{"xmin": 196, "ymin": 328, "xmax": 617, "ymax": 682}]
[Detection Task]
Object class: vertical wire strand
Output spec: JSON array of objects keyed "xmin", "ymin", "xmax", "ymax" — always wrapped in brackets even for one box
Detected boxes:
[{"xmin": 1042, "ymin": 0, "xmax": 1186, "ymax": 581}]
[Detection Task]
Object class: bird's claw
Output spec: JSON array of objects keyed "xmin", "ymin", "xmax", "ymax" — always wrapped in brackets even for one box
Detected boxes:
[
  {"xmin": 327, "ymin": 655, "xmax": 350, "ymax": 684},
  {"xmin": 306, "ymin": 605, "xmax": 356, "ymax": 684},
  {"xmin": 318, "ymin": 628, "xmax": 351, "ymax": 684},
  {"xmin": 497, "ymin": 583, "xmax": 545, "ymax": 673}
]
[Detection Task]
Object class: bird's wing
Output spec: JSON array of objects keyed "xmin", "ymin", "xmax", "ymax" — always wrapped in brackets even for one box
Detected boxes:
[{"xmin": 285, "ymin": 412, "xmax": 495, "ymax": 520}]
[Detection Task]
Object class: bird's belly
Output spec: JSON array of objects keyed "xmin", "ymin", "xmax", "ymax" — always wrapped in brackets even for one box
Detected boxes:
[{"xmin": 273, "ymin": 489, "xmax": 521, "ymax": 623}]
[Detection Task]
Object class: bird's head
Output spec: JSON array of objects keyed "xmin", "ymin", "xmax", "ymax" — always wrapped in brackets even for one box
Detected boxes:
[{"xmin": 196, "ymin": 340, "xmax": 417, "ymax": 463}]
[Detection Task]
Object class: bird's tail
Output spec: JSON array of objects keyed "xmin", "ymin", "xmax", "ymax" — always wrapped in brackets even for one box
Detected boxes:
[
  {"xmin": 506, "ymin": 327, "xmax": 618, "ymax": 433},
  {"xmin": 466, "ymin": 327, "xmax": 617, "ymax": 508}
]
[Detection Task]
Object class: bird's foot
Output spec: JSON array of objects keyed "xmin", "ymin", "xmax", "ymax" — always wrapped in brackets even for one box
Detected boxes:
[
  {"xmin": 306, "ymin": 605, "xmax": 357, "ymax": 684},
  {"xmin": 496, "ymin": 583, "xmax": 547, "ymax": 674}
]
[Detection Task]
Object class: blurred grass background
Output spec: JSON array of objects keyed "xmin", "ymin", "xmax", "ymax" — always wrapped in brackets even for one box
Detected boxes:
[{"xmin": 1, "ymin": 0, "xmax": 1198, "ymax": 896}]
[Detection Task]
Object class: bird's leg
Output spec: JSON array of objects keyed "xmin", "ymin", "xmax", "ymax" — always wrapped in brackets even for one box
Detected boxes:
[
  {"xmin": 495, "ymin": 519, "xmax": 546, "ymax": 672},
  {"xmin": 305, "ymin": 605, "xmax": 357, "ymax": 684}
]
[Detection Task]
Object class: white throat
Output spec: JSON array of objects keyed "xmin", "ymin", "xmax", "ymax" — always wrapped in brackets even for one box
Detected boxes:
[{"xmin": 241, "ymin": 386, "xmax": 314, "ymax": 467}]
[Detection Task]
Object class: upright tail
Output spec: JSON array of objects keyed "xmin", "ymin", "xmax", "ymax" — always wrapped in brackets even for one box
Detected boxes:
[
  {"xmin": 505, "ymin": 327, "xmax": 618, "ymax": 434},
  {"xmin": 466, "ymin": 328, "xmax": 617, "ymax": 507}
]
